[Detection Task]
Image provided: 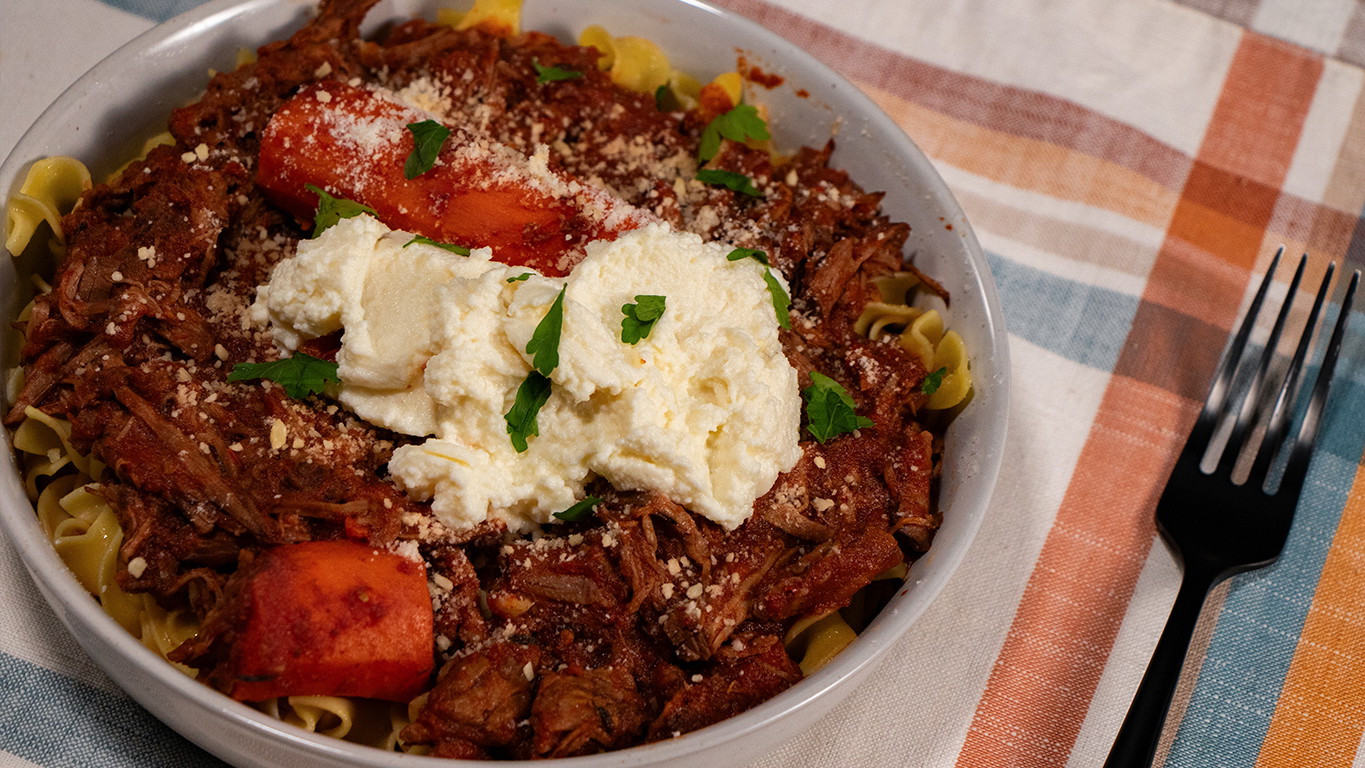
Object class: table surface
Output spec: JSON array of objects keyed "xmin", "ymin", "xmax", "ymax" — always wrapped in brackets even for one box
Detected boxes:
[{"xmin": 3, "ymin": 0, "xmax": 1365, "ymax": 766}]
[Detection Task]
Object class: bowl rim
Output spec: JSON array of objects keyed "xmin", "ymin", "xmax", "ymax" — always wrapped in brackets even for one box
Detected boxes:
[{"xmin": 0, "ymin": 0, "xmax": 1011, "ymax": 765}]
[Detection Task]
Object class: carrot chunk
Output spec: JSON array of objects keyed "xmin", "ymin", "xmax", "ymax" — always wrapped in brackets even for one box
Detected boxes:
[
  {"xmin": 212, "ymin": 540, "xmax": 434, "ymax": 702},
  {"xmin": 256, "ymin": 82, "xmax": 649, "ymax": 276}
]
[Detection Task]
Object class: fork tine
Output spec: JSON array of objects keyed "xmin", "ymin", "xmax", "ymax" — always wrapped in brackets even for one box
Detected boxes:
[
  {"xmin": 1277, "ymin": 269, "xmax": 1359, "ymax": 495},
  {"xmin": 1188, "ymin": 247, "xmax": 1286, "ymax": 452},
  {"xmin": 1214, "ymin": 253, "xmax": 1308, "ymax": 478},
  {"xmin": 1247, "ymin": 262, "xmax": 1336, "ymax": 485}
]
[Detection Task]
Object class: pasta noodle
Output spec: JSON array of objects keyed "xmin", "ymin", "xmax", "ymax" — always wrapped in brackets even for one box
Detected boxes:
[
  {"xmin": 137, "ymin": 596, "xmax": 199, "ymax": 673},
  {"xmin": 790, "ymin": 612, "xmax": 858, "ymax": 676},
  {"xmin": 4, "ymin": 156, "xmax": 90, "ymax": 255},
  {"xmin": 707, "ymin": 71, "xmax": 744, "ymax": 107},
  {"xmin": 856, "ymin": 274, "xmax": 973, "ymax": 410},
  {"xmin": 255, "ymin": 695, "xmax": 411, "ymax": 749},
  {"xmin": 14, "ymin": 406, "xmax": 103, "ymax": 494},
  {"xmin": 910, "ymin": 311, "xmax": 971, "ymax": 410},
  {"xmin": 437, "ymin": 0, "xmax": 522, "ymax": 36},
  {"xmin": 579, "ymin": 25, "xmax": 673, "ymax": 94},
  {"xmin": 18, "ymin": 418, "xmax": 140, "ymax": 633}
]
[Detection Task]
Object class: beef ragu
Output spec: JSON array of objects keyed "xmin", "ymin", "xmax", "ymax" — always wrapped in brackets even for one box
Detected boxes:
[{"xmin": 8, "ymin": 0, "xmax": 951, "ymax": 759}]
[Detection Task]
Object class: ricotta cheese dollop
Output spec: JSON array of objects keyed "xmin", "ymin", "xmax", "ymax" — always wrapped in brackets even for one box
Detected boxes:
[{"xmin": 253, "ymin": 215, "xmax": 801, "ymax": 532}]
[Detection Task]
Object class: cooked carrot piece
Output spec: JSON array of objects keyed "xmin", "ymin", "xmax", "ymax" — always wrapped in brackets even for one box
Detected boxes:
[
  {"xmin": 256, "ymin": 82, "xmax": 648, "ymax": 276},
  {"xmin": 214, "ymin": 540, "xmax": 433, "ymax": 702}
]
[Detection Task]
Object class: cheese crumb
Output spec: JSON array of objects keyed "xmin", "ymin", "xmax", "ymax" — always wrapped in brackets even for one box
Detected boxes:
[
  {"xmin": 126, "ymin": 557, "xmax": 147, "ymax": 578},
  {"xmin": 269, "ymin": 418, "xmax": 287, "ymax": 450}
]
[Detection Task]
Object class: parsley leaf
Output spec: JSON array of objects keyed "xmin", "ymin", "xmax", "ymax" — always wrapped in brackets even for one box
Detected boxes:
[
  {"xmin": 306, "ymin": 184, "xmax": 375, "ymax": 238},
  {"xmin": 922, "ymin": 366, "xmax": 948, "ymax": 395},
  {"xmin": 404, "ymin": 120, "xmax": 450, "ymax": 179},
  {"xmin": 699, "ymin": 103, "xmax": 771, "ymax": 163},
  {"xmin": 533, "ymin": 59, "xmax": 583, "ymax": 84},
  {"xmin": 507, "ymin": 272, "xmax": 533, "ymax": 283},
  {"xmin": 525, "ymin": 286, "xmax": 566, "ymax": 376},
  {"xmin": 404, "ymin": 235, "xmax": 470, "ymax": 255},
  {"xmin": 696, "ymin": 168, "xmax": 762, "ymax": 197},
  {"xmin": 504, "ymin": 371, "xmax": 552, "ymax": 453},
  {"xmin": 762, "ymin": 267, "xmax": 791, "ymax": 329},
  {"xmin": 227, "ymin": 352, "xmax": 339, "ymax": 399},
  {"xmin": 621, "ymin": 294, "xmax": 666, "ymax": 344},
  {"xmin": 726, "ymin": 247, "xmax": 769, "ymax": 265},
  {"xmin": 553, "ymin": 495, "xmax": 603, "ymax": 522},
  {"xmin": 506, "ymin": 287, "xmax": 568, "ymax": 451},
  {"xmin": 803, "ymin": 371, "xmax": 873, "ymax": 443}
]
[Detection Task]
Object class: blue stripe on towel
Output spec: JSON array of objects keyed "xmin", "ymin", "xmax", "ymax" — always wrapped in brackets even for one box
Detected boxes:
[
  {"xmin": 93, "ymin": 0, "xmax": 209, "ymax": 23},
  {"xmin": 0, "ymin": 652, "xmax": 225, "ymax": 767},
  {"xmin": 986, "ymin": 249, "xmax": 1139, "ymax": 372}
]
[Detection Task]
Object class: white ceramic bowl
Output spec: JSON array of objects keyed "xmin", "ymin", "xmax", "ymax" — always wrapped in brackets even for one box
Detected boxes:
[{"xmin": 0, "ymin": 1, "xmax": 1010, "ymax": 765}]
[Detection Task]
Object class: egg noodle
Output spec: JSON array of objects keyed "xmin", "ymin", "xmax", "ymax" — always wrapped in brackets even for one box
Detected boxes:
[{"xmin": 5, "ymin": 0, "xmax": 971, "ymax": 756}]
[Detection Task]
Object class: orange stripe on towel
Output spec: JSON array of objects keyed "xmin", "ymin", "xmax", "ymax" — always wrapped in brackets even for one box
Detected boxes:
[
  {"xmin": 1254, "ymin": 469, "xmax": 1365, "ymax": 768},
  {"xmin": 856, "ymin": 83, "xmax": 1184, "ymax": 230},
  {"xmin": 955, "ymin": 33, "xmax": 1321, "ymax": 768}
]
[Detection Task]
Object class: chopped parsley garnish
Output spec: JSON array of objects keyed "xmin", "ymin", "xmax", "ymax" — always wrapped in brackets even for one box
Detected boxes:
[
  {"xmin": 227, "ymin": 352, "xmax": 339, "ymax": 399},
  {"xmin": 726, "ymin": 248, "xmax": 789, "ymax": 328},
  {"xmin": 403, "ymin": 235, "xmax": 470, "ymax": 255},
  {"xmin": 726, "ymin": 247, "xmax": 769, "ymax": 265},
  {"xmin": 504, "ymin": 371, "xmax": 552, "ymax": 453},
  {"xmin": 922, "ymin": 366, "xmax": 948, "ymax": 395},
  {"xmin": 306, "ymin": 184, "xmax": 375, "ymax": 238},
  {"xmin": 507, "ymin": 272, "xmax": 533, "ymax": 283},
  {"xmin": 505, "ymin": 286, "xmax": 568, "ymax": 451},
  {"xmin": 533, "ymin": 59, "xmax": 583, "ymax": 84},
  {"xmin": 698, "ymin": 103, "xmax": 771, "ymax": 163},
  {"xmin": 695, "ymin": 168, "xmax": 762, "ymax": 197},
  {"xmin": 803, "ymin": 371, "xmax": 873, "ymax": 444},
  {"xmin": 654, "ymin": 83, "xmax": 671, "ymax": 111},
  {"xmin": 553, "ymin": 495, "xmax": 603, "ymax": 522},
  {"xmin": 620, "ymin": 294, "xmax": 666, "ymax": 344},
  {"xmin": 404, "ymin": 120, "xmax": 450, "ymax": 179},
  {"xmin": 525, "ymin": 286, "xmax": 567, "ymax": 376},
  {"xmin": 761, "ymin": 268, "xmax": 791, "ymax": 329}
]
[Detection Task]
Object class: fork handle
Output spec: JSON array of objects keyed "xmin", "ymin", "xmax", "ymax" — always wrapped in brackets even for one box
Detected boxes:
[{"xmin": 1103, "ymin": 566, "xmax": 1217, "ymax": 768}]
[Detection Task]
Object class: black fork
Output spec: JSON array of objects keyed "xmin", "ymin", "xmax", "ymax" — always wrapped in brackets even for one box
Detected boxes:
[{"xmin": 1104, "ymin": 249, "xmax": 1360, "ymax": 768}]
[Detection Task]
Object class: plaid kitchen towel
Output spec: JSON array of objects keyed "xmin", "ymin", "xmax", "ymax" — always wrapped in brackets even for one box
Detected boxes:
[{"xmin": 2, "ymin": 0, "xmax": 1364, "ymax": 766}]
